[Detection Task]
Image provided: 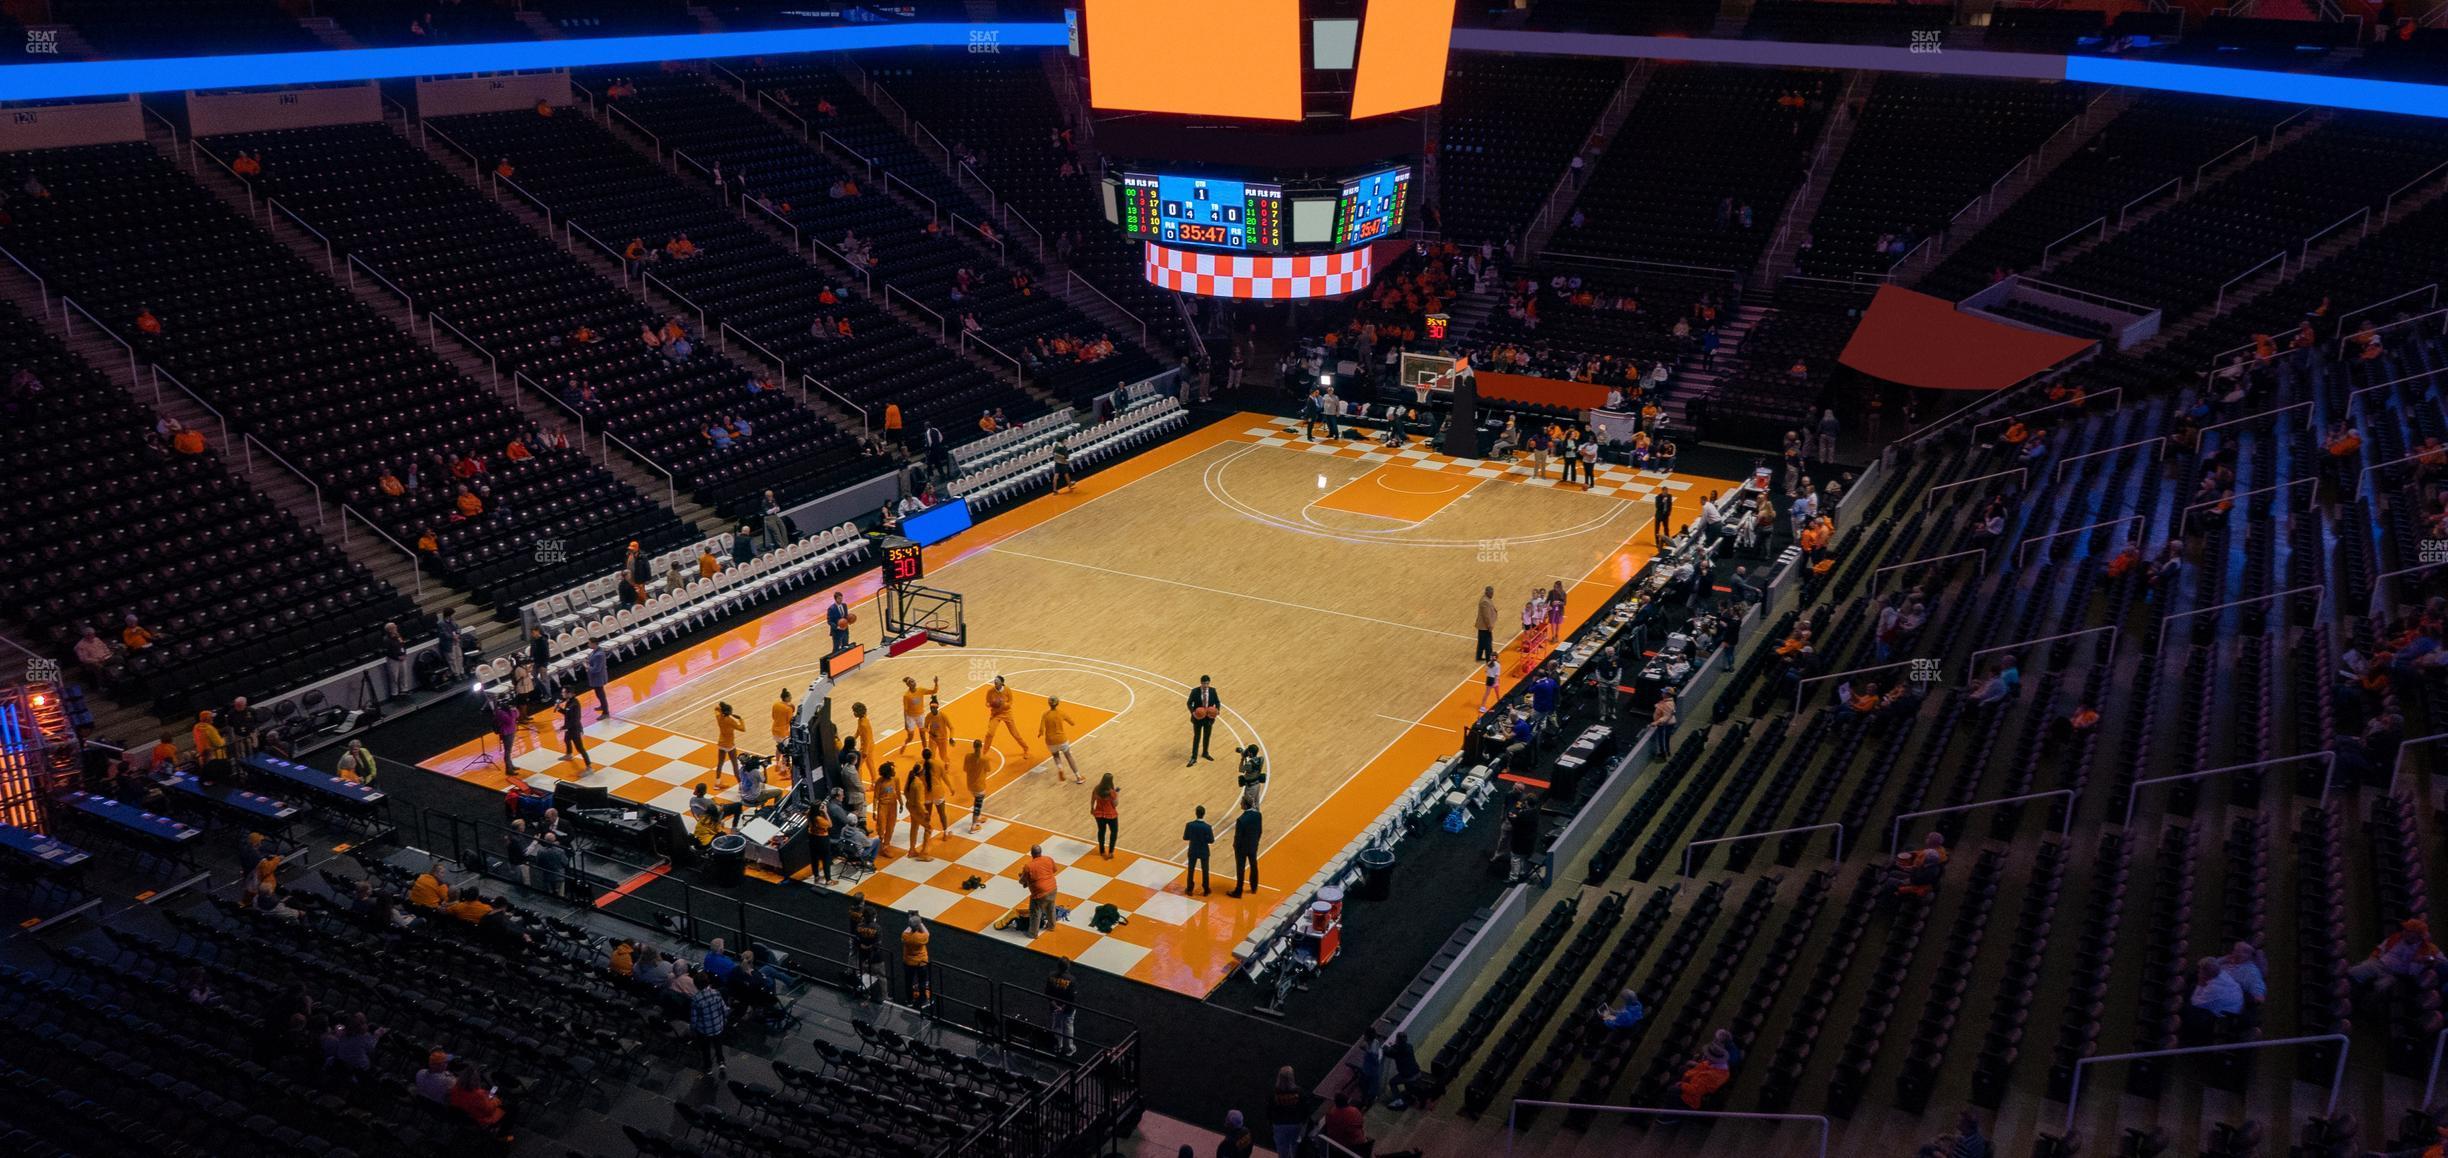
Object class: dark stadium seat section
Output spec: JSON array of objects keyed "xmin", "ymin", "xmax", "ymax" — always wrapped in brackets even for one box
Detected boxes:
[
  {"xmin": 205, "ymin": 121, "xmax": 878, "ymax": 521},
  {"xmin": 56, "ymin": 0, "xmax": 322, "ymax": 57},
  {"xmin": 1554, "ymin": 65, "xmax": 1836, "ymax": 273},
  {"xmin": 861, "ymin": 53, "xmax": 1197, "ymax": 356},
  {"xmin": 0, "ymin": 142, "xmax": 690, "ymax": 610},
  {"xmin": 1435, "ymin": 55, "xmax": 1629, "ymax": 247},
  {"xmin": 589, "ymin": 72, "xmax": 1158, "ymax": 400},
  {"xmin": 0, "ymin": 299, "xmax": 413, "ymax": 715},
  {"xmin": 328, "ymin": 0, "xmax": 537, "ymax": 46},
  {"xmin": 1796, "ymin": 76, "xmax": 2093, "ymax": 279},
  {"xmin": 428, "ymin": 104, "xmax": 1066, "ymax": 439}
]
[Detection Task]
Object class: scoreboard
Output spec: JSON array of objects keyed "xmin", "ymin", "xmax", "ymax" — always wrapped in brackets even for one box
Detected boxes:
[
  {"xmin": 1118, "ymin": 172, "xmax": 1284, "ymax": 252},
  {"xmin": 1331, "ymin": 165, "xmax": 1410, "ymax": 248}
]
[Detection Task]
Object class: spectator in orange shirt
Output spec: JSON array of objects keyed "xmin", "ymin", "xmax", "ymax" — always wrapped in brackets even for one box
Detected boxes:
[
  {"xmin": 170, "ymin": 425, "xmax": 206, "ymax": 455},
  {"xmin": 2325, "ymin": 424, "xmax": 2362, "ymax": 458},
  {"xmin": 503, "ymin": 437, "xmax": 532, "ymax": 462},
  {"xmin": 378, "ymin": 470, "xmax": 406, "ymax": 497},
  {"xmin": 533, "ymin": 99, "xmax": 553, "ymax": 118},
  {"xmin": 134, "ymin": 307, "xmax": 162, "ymax": 335},
  {"xmin": 1018, "ymin": 844, "xmax": 1059, "ymax": 935},
  {"xmin": 230, "ymin": 151, "xmax": 261, "ymax": 177},
  {"xmin": 454, "ymin": 487, "xmax": 484, "ymax": 518},
  {"xmin": 697, "ymin": 547, "xmax": 720, "ymax": 579},
  {"xmin": 416, "ymin": 527, "xmax": 439, "ymax": 555},
  {"xmin": 493, "ymin": 158, "xmax": 514, "ymax": 179},
  {"xmin": 122, "ymin": 613, "xmax": 157, "ymax": 651}
]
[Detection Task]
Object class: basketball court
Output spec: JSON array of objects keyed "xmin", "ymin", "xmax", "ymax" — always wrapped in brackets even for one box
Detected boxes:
[{"xmin": 420, "ymin": 412, "xmax": 1733, "ymax": 995}]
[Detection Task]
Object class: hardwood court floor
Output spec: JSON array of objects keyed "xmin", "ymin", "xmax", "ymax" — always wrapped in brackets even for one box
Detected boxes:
[{"xmin": 421, "ymin": 414, "xmax": 1730, "ymax": 994}]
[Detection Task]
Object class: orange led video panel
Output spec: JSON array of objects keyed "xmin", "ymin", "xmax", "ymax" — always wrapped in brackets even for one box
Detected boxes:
[
  {"xmin": 1084, "ymin": 0, "xmax": 1305, "ymax": 121},
  {"xmin": 1349, "ymin": 0, "xmax": 1454, "ymax": 119}
]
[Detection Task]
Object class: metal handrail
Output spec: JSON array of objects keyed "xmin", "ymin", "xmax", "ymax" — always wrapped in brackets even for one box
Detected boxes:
[
  {"xmin": 2011, "ymin": 278, "xmax": 2154, "ymax": 317},
  {"xmin": 2063, "ymin": 1036, "xmax": 2345, "ymax": 1135},
  {"xmin": 743, "ymin": 193, "xmax": 801, "ymax": 252},
  {"xmin": 888, "ymin": 285, "xmax": 945, "ymax": 340},
  {"xmin": 493, "ymin": 169, "xmax": 554, "ymax": 228},
  {"xmin": 190, "ymin": 136, "xmax": 259, "ymax": 214},
  {"xmin": 2385, "ymin": 158, "xmax": 2448, "ymax": 224},
  {"xmin": 2118, "ymin": 176, "xmax": 2180, "ymax": 228},
  {"xmin": 0, "ymin": 240, "xmax": 49, "ymax": 316},
  {"xmin": 2300, "ymin": 206, "xmax": 2369, "ymax": 263},
  {"xmin": 1507, "ymin": 1101, "xmax": 1828, "ymax": 1158},
  {"xmin": 1871, "ymin": 547, "xmax": 1988, "ymax": 593},
  {"xmin": 1892, "ymin": 789, "xmax": 2074, "ymax": 856},
  {"xmin": 2197, "ymin": 134, "xmax": 2257, "ymax": 188},
  {"xmin": 951, "ymin": 211, "xmax": 1005, "ymax": 265},
  {"xmin": 1924, "ymin": 467, "xmax": 2028, "ymax": 508},
  {"xmin": 2345, "ymin": 363, "xmax": 2448, "ymax": 415},
  {"xmin": 2016, "ymin": 514, "xmax": 2146, "ymax": 567},
  {"xmin": 422, "ymin": 120, "xmax": 481, "ymax": 167},
  {"xmin": 886, "ymin": 170, "xmax": 938, "ymax": 222},
  {"xmin": 1003, "ymin": 202, "xmax": 1047, "ymax": 262},
  {"xmin": 2214, "ymin": 251, "xmax": 2286, "ymax": 315},
  {"xmin": 964, "ymin": 331, "xmax": 1024, "ymax": 385},
  {"xmin": 2124, "ymin": 754, "xmax": 2340, "ymax": 829},
  {"xmin": 640, "ymin": 270, "xmax": 705, "ymax": 333},
  {"xmin": 804, "ymin": 374, "xmax": 867, "ymax": 432},
  {"xmin": 346, "ymin": 253, "xmax": 415, "ymax": 318},
  {"xmin": 2335, "ymin": 283, "xmax": 2438, "ymax": 339},
  {"xmin": 957, "ymin": 160, "xmax": 997, "ymax": 212},
  {"xmin": 762, "ymin": 91, "xmax": 808, "ymax": 135},
  {"xmin": 807, "ymin": 232, "xmax": 873, "ymax": 296},
  {"xmin": 60, "ymin": 295, "xmax": 140, "ymax": 385},
  {"xmin": 2040, "ymin": 216, "xmax": 2108, "ymax": 266},
  {"xmin": 1794, "ymin": 658, "xmax": 1919, "ymax": 714},
  {"xmin": 1065, "ymin": 271, "xmax": 1146, "ymax": 347},
  {"xmin": 2338, "ymin": 305, "xmax": 2448, "ymax": 360},
  {"xmin": 567, "ymin": 220, "xmax": 629, "ymax": 284},
  {"xmin": 266, "ymin": 198, "xmax": 335, "ymax": 272},
  {"xmin": 1966, "ymin": 624, "xmax": 2117, "ymax": 683},
  {"xmin": 709, "ymin": 62, "xmax": 745, "ymax": 91},
  {"xmin": 601, "ymin": 425, "xmax": 677, "ymax": 510},
  {"xmin": 508, "ymin": 369, "xmax": 602, "ymax": 459},
  {"xmin": 241, "ymin": 433, "xmax": 326, "ymax": 526},
  {"xmin": 147, "ymin": 364, "xmax": 229, "ymax": 458},
  {"xmin": 2177, "ymin": 476, "xmax": 2316, "ymax": 535},
  {"xmin": 608, "ymin": 103, "xmax": 661, "ymax": 157},
  {"xmin": 427, "ymin": 312, "xmax": 499, "ymax": 389},
  {"xmin": 338, "ymin": 502, "xmax": 421, "ymax": 595},
  {"xmin": 720, "ymin": 321, "xmax": 787, "ymax": 383},
  {"xmin": 1538, "ymin": 251, "xmax": 1738, "ymax": 279},
  {"xmin": 2051, "ymin": 436, "xmax": 2167, "ymax": 484},
  {"xmin": 672, "ymin": 148, "xmax": 716, "ymax": 200},
  {"xmin": 817, "ymin": 130, "xmax": 875, "ymax": 181},
  {"xmin": 1682, "ymin": 822, "xmax": 1843, "ymax": 877}
]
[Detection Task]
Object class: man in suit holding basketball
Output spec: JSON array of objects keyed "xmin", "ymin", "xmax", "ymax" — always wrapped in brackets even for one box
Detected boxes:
[
  {"xmin": 826, "ymin": 592, "xmax": 853, "ymax": 654},
  {"xmin": 1186, "ymin": 676, "xmax": 1221, "ymax": 766}
]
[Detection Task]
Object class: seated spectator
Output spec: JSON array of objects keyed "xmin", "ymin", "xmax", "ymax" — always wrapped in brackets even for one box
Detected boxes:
[
  {"xmin": 1677, "ymin": 1043, "xmax": 1732, "ymax": 1108},
  {"xmin": 1969, "ymin": 657, "xmax": 2020, "ymax": 705},
  {"xmin": 665, "ymin": 234, "xmax": 699, "ymax": 260},
  {"xmin": 322, "ymin": 1011, "xmax": 385, "ymax": 1078},
  {"xmin": 2182, "ymin": 956, "xmax": 2244, "ymax": 1044},
  {"xmin": 2349, "ymin": 918, "xmax": 2444, "ymax": 992},
  {"xmin": 135, "ymin": 307, "xmax": 162, "ymax": 336},
  {"xmin": 448, "ymin": 1062, "xmax": 512, "ymax": 1139},
  {"xmin": 1891, "ymin": 832, "xmax": 1949, "ymax": 897},
  {"xmin": 1598, "ymin": 988, "xmax": 1645, "ymax": 1030},
  {"xmin": 411, "ymin": 1049, "xmax": 457, "ymax": 1102},
  {"xmin": 1321, "ymin": 1093, "xmax": 1367, "ymax": 1152},
  {"xmin": 407, "ymin": 860, "xmax": 450, "ymax": 909},
  {"xmin": 2220, "ymin": 941, "xmax": 2268, "ymax": 1004}
]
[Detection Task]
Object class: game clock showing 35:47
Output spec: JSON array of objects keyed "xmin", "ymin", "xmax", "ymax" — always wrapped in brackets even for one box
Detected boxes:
[{"xmin": 882, "ymin": 538, "xmax": 925, "ymax": 586}]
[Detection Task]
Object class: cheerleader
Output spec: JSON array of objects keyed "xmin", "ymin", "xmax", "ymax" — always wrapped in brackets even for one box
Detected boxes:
[{"xmin": 1546, "ymin": 581, "xmax": 1568, "ymax": 636}]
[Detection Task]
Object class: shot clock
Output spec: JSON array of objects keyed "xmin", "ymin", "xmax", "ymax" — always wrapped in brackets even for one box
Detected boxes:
[{"xmin": 881, "ymin": 537, "xmax": 925, "ymax": 586}]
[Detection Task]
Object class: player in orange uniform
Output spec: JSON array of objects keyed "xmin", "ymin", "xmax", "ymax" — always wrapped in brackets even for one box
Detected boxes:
[
  {"xmin": 849, "ymin": 702, "xmax": 877, "ymax": 780},
  {"xmin": 712, "ymin": 702, "xmax": 746, "ymax": 786},
  {"xmin": 984, "ymin": 675, "xmax": 1031, "ymax": 756},
  {"xmin": 894, "ymin": 676, "xmax": 938, "ymax": 753},
  {"xmin": 962, "ymin": 738, "xmax": 991, "ymax": 834}
]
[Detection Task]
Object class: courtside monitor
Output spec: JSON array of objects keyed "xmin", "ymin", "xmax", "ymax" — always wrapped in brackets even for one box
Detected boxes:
[
  {"xmin": 902, "ymin": 498, "xmax": 974, "ymax": 547},
  {"xmin": 1332, "ymin": 165, "xmax": 1410, "ymax": 248}
]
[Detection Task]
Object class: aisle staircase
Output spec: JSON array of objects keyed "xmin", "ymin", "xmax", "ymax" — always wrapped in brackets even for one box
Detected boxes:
[
  {"xmin": 1752, "ymin": 72, "xmax": 1873, "ymax": 294},
  {"xmin": 1661, "ymin": 302, "xmax": 1772, "ymax": 429}
]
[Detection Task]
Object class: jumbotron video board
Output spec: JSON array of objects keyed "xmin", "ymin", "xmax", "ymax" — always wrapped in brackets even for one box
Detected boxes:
[
  {"xmin": 1117, "ymin": 172, "xmax": 1286, "ymax": 252},
  {"xmin": 1331, "ymin": 165, "xmax": 1410, "ymax": 248}
]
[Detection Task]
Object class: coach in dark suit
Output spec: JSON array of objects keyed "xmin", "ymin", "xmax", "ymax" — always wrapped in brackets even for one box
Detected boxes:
[
  {"xmin": 1653, "ymin": 489, "xmax": 1675, "ymax": 546},
  {"xmin": 1186, "ymin": 676, "xmax": 1221, "ymax": 766},
  {"xmin": 1229, "ymin": 804, "xmax": 1263, "ymax": 898}
]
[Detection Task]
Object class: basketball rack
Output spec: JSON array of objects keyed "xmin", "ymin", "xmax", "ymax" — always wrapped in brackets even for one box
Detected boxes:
[{"xmin": 881, "ymin": 583, "xmax": 967, "ymax": 649}]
